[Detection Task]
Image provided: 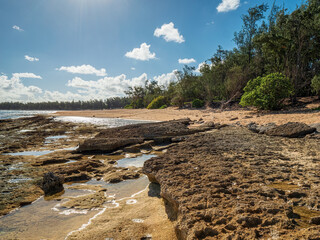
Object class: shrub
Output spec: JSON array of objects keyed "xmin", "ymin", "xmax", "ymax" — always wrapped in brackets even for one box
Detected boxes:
[
  {"xmin": 147, "ymin": 96, "xmax": 166, "ymax": 109},
  {"xmin": 192, "ymin": 99, "xmax": 205, "ymax": 108},
  {"xmin": 240, "ymin": 73, "xmax": 293, "ymax": 110},
  {"xmin": 124, "ymin": 104, "xmax": 133, "ymax": 109},
  {"xmin": 311, "ymin": 75, "xmax": 320, "ymax": 97},
  {"xmin": 159, "ymin": 105, "xmax": 167, "ymax": 109}
]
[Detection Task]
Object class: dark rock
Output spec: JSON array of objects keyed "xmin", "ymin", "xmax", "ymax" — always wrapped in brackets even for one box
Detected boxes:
[
  {"xmin": 310, "ymin": 216, "xmax": 320, "ymax": 225},
  {"xmin": 237, "ymin": 216, "xmax": 262, "ymax": 228},
  {"xmin": 40, "ymin": 172, "xmax": 64, "ymax": 195},
  {"xmin": 265, "ymin": 122, "xmax": 316, "ymax": 138},
  {"xmin": 288, "ymin": 191, "xmax": 307, "ymax": 198}
]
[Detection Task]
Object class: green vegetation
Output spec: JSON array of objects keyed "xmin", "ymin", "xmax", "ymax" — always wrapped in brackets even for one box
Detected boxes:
[
  {"xmin": 192, "ymin": 99, "xmax": 205, "ymax": 108},
  {"xmin": 311, "ymin": 75, "xmax": 320, "ymax": 98},
  {"xmin": 147, "ymin": 96, "xmax": 166, "ymax": 109},
  {"xmin": 240, "ymin": 73, "xmax": 293, "ymax": 110},
  {"xmin": 159, "ymin": 105, "xmax": 167, "ymax": 109}
]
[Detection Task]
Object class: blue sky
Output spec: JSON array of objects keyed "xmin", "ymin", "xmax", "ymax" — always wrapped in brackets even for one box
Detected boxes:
[{"xmin": 0, "ymin": 0, "xmax": 303, "ymax": 102}]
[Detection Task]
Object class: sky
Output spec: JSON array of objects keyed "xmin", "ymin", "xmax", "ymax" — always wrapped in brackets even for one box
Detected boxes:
[{"xmin": 0, "ymin": 0, "xmax": 303, "ymax": 102}]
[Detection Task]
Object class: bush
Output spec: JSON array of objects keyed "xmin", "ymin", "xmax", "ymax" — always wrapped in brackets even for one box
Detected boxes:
[
  {"xmin": 240, "ymin": 73, "xmax": 293, "ymax": 110},
  {"xmin": 192, "ymin": 99, "xmax": 205, "ymax": 108},
  {"xmin": 147, "ymin": 96, "xmax": 166, "ymax": 109},
  {"xmin": 159, "ymin": 105, "xmax": 167, "ymax": 109},
  {"xmin": 311, "ymin": 75, "xmax": 320, "ymax": 96},
  {"xmin": 124, "ymin": 104, "xmax": 133, "ymax": 109}
]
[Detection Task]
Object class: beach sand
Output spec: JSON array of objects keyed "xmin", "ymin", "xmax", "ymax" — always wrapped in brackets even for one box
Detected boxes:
[{"xmin": 53, "ymin": 104, "xmax": 320, "ymax": 126}]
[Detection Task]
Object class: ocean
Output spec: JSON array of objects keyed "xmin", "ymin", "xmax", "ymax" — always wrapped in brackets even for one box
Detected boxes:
[{"xmin": 0, "ymin": 110, "xmax": 56, "ymax": 120}]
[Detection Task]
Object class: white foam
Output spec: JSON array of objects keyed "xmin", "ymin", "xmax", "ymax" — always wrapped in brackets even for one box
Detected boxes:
[
  {"xmin": 59, "ymin": 209, "xmax": 88, "ymax": 215},
  {"xmin": 126, "ymin": 199, "xmax": 137, "ymax": 205},
  {"xmin": 132, "ymin": 219, "xmax": 144, "ymax": 223}
]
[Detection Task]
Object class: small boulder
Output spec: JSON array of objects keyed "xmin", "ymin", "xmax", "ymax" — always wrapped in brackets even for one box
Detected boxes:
[
  {"xmin": 40, "ymin": 172, "xmax": 64, "ymax": 195},
  {"xmin": 265, "ymin": 122, "xmax": 316, "ymax": 138}
]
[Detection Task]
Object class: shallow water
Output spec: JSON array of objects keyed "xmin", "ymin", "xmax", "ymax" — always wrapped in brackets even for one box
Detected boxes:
[
  {"xmin": 0, "ymin": 110, "xmax": 56, "ymax": 120},
  {"xmin": 4, "ymin": 150, "xmax": 55, "ymax": 156},
  {"xmin": 54, "ymin": 116, "xmax": 153, "ymax": 127},
  {"xmin": 0, "ymin": 176, "xmax": 150, "ymax": 240},
  {"xmin": 117, "ymin": 154, "xmax": 157, "ymax": 168}
]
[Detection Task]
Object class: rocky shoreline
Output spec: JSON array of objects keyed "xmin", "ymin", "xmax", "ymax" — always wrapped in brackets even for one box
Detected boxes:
[
  {"xmin": 143, "ymin": 122, "xmax": 320, "ymax": 239},
  {"xmin": 1, "ymin": 115, "xmax": 320, "ymax": 239}
]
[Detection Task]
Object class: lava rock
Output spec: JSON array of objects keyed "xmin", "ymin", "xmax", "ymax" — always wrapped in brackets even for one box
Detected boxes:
[{"xmin": 40, "ymin": 172, "xmax": 64, "ymax": 195}]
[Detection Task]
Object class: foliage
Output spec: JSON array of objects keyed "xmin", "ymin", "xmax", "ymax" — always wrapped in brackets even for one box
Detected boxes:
[
  {"xmin": 192, "ymin": 99, "xmax": 205, "ymax": 108},
  {"xmin": 159, "ymin": 105, "xmax": 167, "ymax": 109},
  {"xmin": 147, "ymin": 96, "xmax": 166, "ymax": 109},
  {"xmin": 240, "ymin": 73, "xmax": 293, "ymax": 110},
  {"xmin": 311, "ymin": 75, "xmax": 320, "ymax": 96}
]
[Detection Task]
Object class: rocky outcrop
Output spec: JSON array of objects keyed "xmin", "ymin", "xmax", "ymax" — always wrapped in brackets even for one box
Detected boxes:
[
  {"xmin": 77, "ymin": 119, "xmax": 214, "ymax": 153},
  {"xmin": 143, "ymin": 125, "xmax": 320, "ymax": 239},
  {"xmin": 40, "ymin": 172, "xmax": 64, "ymax": 195},
  {"xmin": 265, "ymin": 122, "xmax": 316, "ymax": 138}
]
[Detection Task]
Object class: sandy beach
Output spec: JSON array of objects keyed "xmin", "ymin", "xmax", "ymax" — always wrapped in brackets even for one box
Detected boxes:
[{"xmin": 53, "ymin": 104, "xmax": 320, "ymax": 126}]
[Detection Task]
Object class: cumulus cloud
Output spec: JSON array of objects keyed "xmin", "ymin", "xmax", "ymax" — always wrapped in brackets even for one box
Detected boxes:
[
  {"xmin": 178, "ymin": 58, "xmax": 196, "ymax": 64},
  {"xmin": 0, "ymin": 74, "xmax": 42, "ymax": 102},
  {"xmin": 57, "ymin": 64, "xmax": 107, "ymax": 76},
  {"xmin": 13, "ymin": 25, "xmax": 23, "ymax": 31},
  {"xmin": 217, "ymin": 0, "xmax": 240, "ymax": 12},
  {"xmin": 25, "ymin": 55, "xmax": 39, "ymax": 62},
  {"xmin": 0, "ymin": 70, "xmax": 179, "ymax": 102},
  {"xmin": 154, "ymin": 22, "xmax": 185, "ymax": 43},
  {"xmin": 125, "ymin": 43, "xmax": 156, "ymax": 61},
  {"xmin": 131, "ymin": 67, "xmax": 136, "ymax": 71},
  {"xmin": 67, "ymin": 73, "xmax": 149, "ymax": 98},
  {"xmin": 12, "ymin": 73, "xmax": 42, "ymax": 79},
  {"xmin": 153, "ymin": 70, "xmax": 178, "ymax": 86}
]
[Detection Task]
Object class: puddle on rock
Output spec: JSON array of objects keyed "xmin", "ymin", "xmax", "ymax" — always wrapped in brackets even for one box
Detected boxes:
[
  {"xmin": 0, "ymin": 175, "xmax": 150, "ymax": 240},
  {"xmin": 4, "ymin": 150, "xmax": 55, "ymax": 156},
  {"xmin": 117, "ymin": 154, "xmax": 157, "ymax": 168},
  {"xmin": 45, "ymin": 135, "xmax": 68, "ymax": 143}
]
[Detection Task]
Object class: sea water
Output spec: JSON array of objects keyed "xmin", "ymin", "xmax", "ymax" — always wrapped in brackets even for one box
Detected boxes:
[{"xmin": 0, "ymin": 110, "xmax": 56, "ymax": 120}]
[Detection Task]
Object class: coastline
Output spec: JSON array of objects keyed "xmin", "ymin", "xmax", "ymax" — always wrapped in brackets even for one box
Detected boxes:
[{"xmin": 52, "ymin": 105, "xmax": 320, "ymax": 125}]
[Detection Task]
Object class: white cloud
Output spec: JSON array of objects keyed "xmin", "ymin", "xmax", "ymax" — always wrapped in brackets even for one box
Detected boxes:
[
  {"xmin": 153, "ymin": 70, "xmax": 178, "ymax": 86},
  {"xmin": 57, "ymin": 64, "xmax": 107, "ymax": 76},
  {"xmin": 13, "ymin": 25, "xmax": 23, "ymax": 31},
  {"xmin": 25, "ymin": 55, "xmax": 39, "ymax": 62},
  {"xmin": 178, "ymin": 58, "xmax": 196, "ymax": 64},
  {"xmin": 206, "ymin": 21, "xmax": 215, "ymax": 25},
  {"xmin": 67, "ymin": 73, "xmax": 149, "ymax": 98},
  {"xmin": 154, "ymin": 22, "xmax": 185, "ymax": 43},
  {"xmin": 131, "ymin": 67, "xmax": 136, "ymax": 71},
  {"xmin": 125, "ymin": 43, "xmax": 156, "ymax": 61},
  {"xmin": 0, "ymin": 74, "xmax": 43, "ymax": 102},
  {"xmin": 217, "ymin": 0, "xmax": 240, "ymax": 12},
  {"xmin": 0, "ymin": 70, "xmax": 179, "ymax": 102},
  {"xmin": 12, "ymin": 73, "xmax": 42, "ymax": 79}
]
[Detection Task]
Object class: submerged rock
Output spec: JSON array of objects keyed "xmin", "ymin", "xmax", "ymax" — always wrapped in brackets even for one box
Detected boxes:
[{"xmin": 40, "ymin": 172, "xmax": 64, "ymax": 195}]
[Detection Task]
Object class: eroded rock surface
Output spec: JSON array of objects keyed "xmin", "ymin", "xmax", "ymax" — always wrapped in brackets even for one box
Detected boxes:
[
  {"xmin": 77, "ymin": 119, "xmax": 214, "ymax": 153},
  {"xmin": 143, "ymin": 126, "xmax": 320, "ymax": 239},
  {"xmin": 265, "ymin": 122, "xmax": 316, "ymax": 138}
]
